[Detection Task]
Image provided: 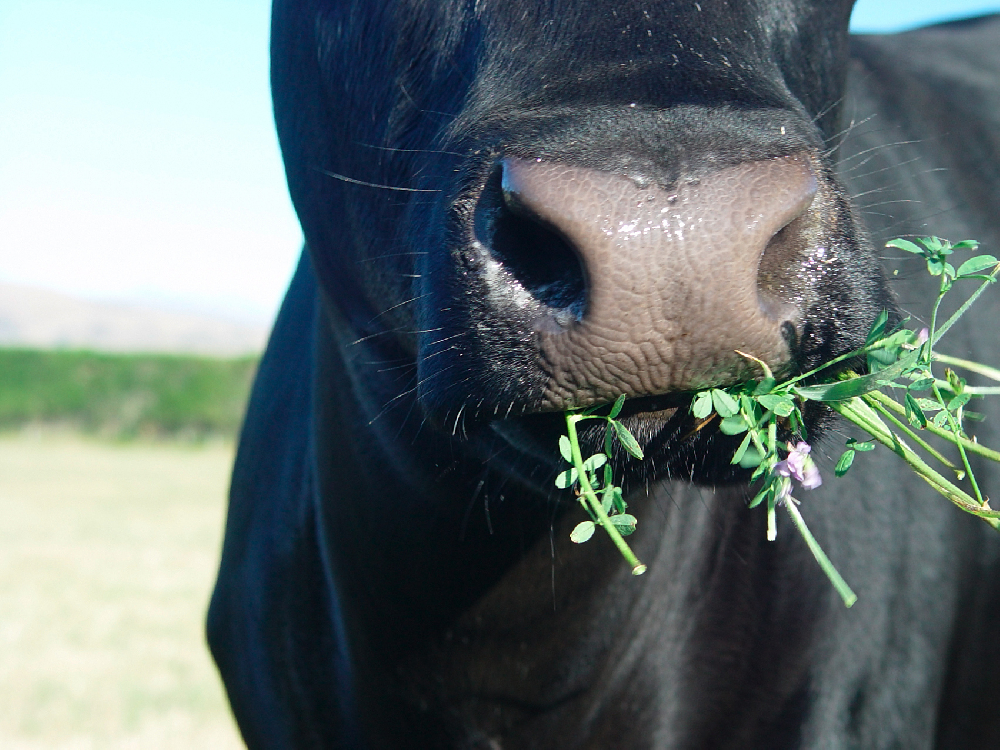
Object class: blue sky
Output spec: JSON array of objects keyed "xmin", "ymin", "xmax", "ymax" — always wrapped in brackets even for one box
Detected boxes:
[{"xmin": 2, "ymin": 1, "xmax": 998, "ymax": 323}]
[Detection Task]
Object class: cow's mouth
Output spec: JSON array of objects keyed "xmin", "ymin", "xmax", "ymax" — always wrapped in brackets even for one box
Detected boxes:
[
  {"xmin": 610, "ymin": 392, "xmax": 688, "ymax": 421},
  {"xmin": 488, "ymin": 388, "xmax": 736, "ymax": 488},
  {"xmin": 487, "ymin": 356, "xmax": 852, "ymax": 489}
]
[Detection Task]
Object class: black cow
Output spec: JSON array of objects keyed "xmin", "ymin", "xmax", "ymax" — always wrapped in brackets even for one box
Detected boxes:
[{"xmin": 208, "ymin": 2, "xmax": 1000, "ymax": 747}]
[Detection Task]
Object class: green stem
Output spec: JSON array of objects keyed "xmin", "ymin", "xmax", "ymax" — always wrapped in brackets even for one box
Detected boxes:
[
  {"xmin": 565, "ymin": 414, "xmax": 647, "ymax": 575},
  {"xmin": 865, "ymin": 390, "xmax": 1000, "ymax": 463},
  {"xmin": 930, "ymin": 382, "xmax": 984, "ymax": 505},
  {"xmin": 831, "ymin": 399, "xmax": 1000, "ymax": 527},
  {"xmin": 782, "ymin": 498, "xmax": 857, "ymax": 607},
  {"xmin": 932, "ymin": 263, "xmax": 1000, "ymax": 343},
  {"xmin": 934, "ymin": 353, "xmax": 1000, "ymax": 383},
  {"xmin": 782, "ymin": 265, "xmax": 996, "ymax": 393},
  {"xmin": 931, "ymin": 379, "xmax": 1000, "ymax": 397},
  {"xmin": 861, "ymin": 394, "xmax": 959, "ymax": 473},
  {"xmin": 781, "ymin": 346, "xmax": 868, "ymax": 388},
  {"xmin": 924, "ymin": 270, "xmax": 947, "ymax": 367},
  {"xmin": 921, "ymin": 268, "xmax": 983, "ymax": 504}
]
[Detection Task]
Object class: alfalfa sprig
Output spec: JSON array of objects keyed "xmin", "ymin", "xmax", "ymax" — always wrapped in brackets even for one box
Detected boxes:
[
  {"xmin": 690, "ymin": 352, "xmax": 860, "ymax": 606},
  {"xmin": 555, "ymin": 237, "xmax": 1000, "ymax": 603},
  {"xmin": 691, "ymin": 237, "xmax": 1000, "ymax": 606},
  {"xmin": 556, "ymin": 396, "xmax": 647, "ymax": 575}
]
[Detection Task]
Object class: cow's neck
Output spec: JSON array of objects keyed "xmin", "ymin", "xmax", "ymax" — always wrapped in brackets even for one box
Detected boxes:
[{"xmin": 309, "ymin": 299, "xmax": 826, "ymax": 744}]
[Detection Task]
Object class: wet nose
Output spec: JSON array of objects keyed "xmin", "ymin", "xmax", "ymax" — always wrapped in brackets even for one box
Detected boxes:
[{"xmin": 491, "ymin": 155, "xmax": 818, "ymax": 409}]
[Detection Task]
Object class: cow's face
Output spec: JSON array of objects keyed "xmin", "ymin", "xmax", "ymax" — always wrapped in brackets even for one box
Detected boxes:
[{"xmin": 272, "ymin": 0, "xmax": 892, "ymax": 485}]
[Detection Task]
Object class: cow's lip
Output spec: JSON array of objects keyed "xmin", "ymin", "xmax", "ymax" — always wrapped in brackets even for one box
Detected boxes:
[
  {"xmin": 492, "ymin": 391, "xmax": 697, "ymax": 467},
  {"xmin": 611, "ymin": 392, "xmax": 691, "ymax": 421}
]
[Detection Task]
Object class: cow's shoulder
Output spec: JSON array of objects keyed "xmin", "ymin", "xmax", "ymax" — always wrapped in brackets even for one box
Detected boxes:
[
  {"xmin": 849, "ymin": 13, "xmax": 1000, "ymax": 126},
  {"xmin": 844, "ymin": 14, "xmax": 1000, "ymax": 250}
]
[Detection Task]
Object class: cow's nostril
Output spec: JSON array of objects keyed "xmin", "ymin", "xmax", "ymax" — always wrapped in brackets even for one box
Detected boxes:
[
  {"xmin": 474, "ymin": 165, "xmax": 587, "ymax": 320},
  {"xmin": 756, "ymin": 191, "xmax": 817, "ymax": 329}
]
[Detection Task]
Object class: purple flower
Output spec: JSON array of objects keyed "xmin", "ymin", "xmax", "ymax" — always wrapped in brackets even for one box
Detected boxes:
[
  {"xmin": 915, "ymin": 327, "xmax": 930, "ymax": 345},
  {"xmin": 774, "ymin": 441, "xmax": 822, "ymax": 491}
]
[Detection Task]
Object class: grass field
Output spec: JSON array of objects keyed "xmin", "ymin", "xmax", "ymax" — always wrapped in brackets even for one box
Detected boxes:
[
  {"xmin": 0, "ymin": 348, "xmax": 257, "ymax": 440},
  {"xmin": 0, "ymin": 433, "xmax": 245, "ymax": 749}
]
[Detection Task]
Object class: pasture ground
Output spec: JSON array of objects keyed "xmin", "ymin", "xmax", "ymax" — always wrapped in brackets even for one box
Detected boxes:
[{"xmin": 0, "ymin": 432, "xmax": 244, "ymax": 749}]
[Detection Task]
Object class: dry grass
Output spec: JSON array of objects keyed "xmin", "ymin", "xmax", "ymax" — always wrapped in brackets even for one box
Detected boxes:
[{"xmin": 0, "ymin": 433, "xmax": 244, "ymax": 749}]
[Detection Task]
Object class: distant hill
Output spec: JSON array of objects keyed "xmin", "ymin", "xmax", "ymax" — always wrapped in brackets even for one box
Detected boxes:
[{"xmin": 0, "ymin": 283, "xmax": 269, "ymax": 355}]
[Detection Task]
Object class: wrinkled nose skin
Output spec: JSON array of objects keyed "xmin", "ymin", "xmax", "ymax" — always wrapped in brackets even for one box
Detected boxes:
[{"xmin": 499, "ymin": 155, "xmax": 818, "ymax": 410}]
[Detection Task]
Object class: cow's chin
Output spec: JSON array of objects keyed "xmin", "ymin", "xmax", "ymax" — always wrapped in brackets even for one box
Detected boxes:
[{"xmin": 480, "ymin": 389, "xmax": 835, "ymax": 491}]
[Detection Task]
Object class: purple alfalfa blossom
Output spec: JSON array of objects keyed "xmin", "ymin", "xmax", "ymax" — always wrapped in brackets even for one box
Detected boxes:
[{"xmin": 774, "ymin": 441, "xmax": 822, "ymax": 491}]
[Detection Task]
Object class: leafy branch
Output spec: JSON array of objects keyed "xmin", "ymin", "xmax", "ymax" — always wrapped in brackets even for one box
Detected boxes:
[
  {"xmin": 556, "ymin": 396, "xmax": 647, "ymax": 575},
  {"xmin": 555, "ymin": 237, "xmax": 1000, "ymax": 602}
]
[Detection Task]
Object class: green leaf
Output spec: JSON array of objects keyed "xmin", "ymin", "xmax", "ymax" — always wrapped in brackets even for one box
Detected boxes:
[
  {"xmin": 608, "ymin": 394, "xmax": 626, "ymax": 419},
  {"xmin": 933, "ymin": 410, "xmax": 951, "ymax": 428},
  {"xmin": 756, "ymin": 394, "xmax": 791, "ymax": 413},
  {"xmin": 609, "ymin": 514, "xmax": 638, "ymax": 535},
  {"xmin": 749, "ymin": 481, "xmax": 771, "ymax": 508},
  {"xmin": 719, "ymin": 415, "xmax": 749, "ymax": 435},
  {"xmin": 555, "ymin": 467, "xmax": 578, "ymax": 489},
  {"xmin": 947, "ymin": 392, "xmax": 972, "ymax": 412},
  {"xmin": 601, "ymin": 487, "xmax": 614, "ymax": 514},
  {"xmin": 711, "ymin": 389, "xmax": 739, "ymax": 418},
  {"xmin": 558, "ymin": 435, "xmax": 573, "ymax": 462},
  {"xmin": 866, "ymin": 309, "xmax": 890, "ymax": 344},
  {"xmin": 570, "ymin": 521, "xmax": 596, "ymax": 543},
  {"xmin": 731, "ymin": 431, "xmax": 753, "ymax": 465},
  {"xmin": 951, "ymin": 239, "xmax": 980, "ymax": 251},
  {"xmin": 923, "ymin": 236, "xmax": 947, "ymax": 253},
  {"xmin": 795, "ymin": 349, "xmax": 921, "ymax": 402},
  {"xmin": 835, "ymin": 449, "xmax": 856, "ymax": 477},
  {"xmin": 773, "ymin": 401, "xmax": 795, "ymax": 418},
  {"xmin": 927, "ymin": 257, "xmax": 945, "ymax": 276},
  {"xmin": 613, "ymin": 421, "xmax": 645, "ymax": 460},
  {"xmin": 954, "ymin": 273, "xmax": 998, "ymax": 282},
  {"xmin": 875, "ymin": 379, "xmax": 904, "ymax": 388},
  {"xmin": 611, "ymin": 486, "xmax": 627, "ymax": 514},
  {"xmin": 692, "ymin": 390, "xmax": 714, "ymax": 419},
  {"xmin": 754, "ymin": 376, "xmax": 777, "ymax": 395},
  {"xmin": 740, "ymin": 447, "xmax": 764, "ymax": 469},
  {"xmin": 886, "ymin": 238, "xmax": 925, "ymax": 255},
  {"xmin": 904, "ymin": 392, "xmax": 927, "ymax": 428},
  {"xmin": 868, "ymin": 350, "xmax": 901, "ymax": 372},
  {"xmin": 908, "ymin": 377, "xmax": 935, "ymax": 391},
  {"xmin": 788, "ymin": 406, "xmax": 801, "ymax": 435},
  {"xmin": 582, "ymin": 453, "xmax": 607, "ymax": 472},
  {"xmin": 846, "ymin": 438, "xmax": 875, "ymax": 452},
  {"xmin": 758, "ymin": 394, "xmax": 795, "ymax": 417},
  {"xmin": 957, "ymin": 255, "xmax": 998, "ymax": 277},
  {"xmin": 915, "ymin": 397, "xmax": 943, "ymax": 412}
]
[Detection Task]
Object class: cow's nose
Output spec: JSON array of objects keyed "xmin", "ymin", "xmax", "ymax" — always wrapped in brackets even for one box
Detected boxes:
[{"xmin": 487, "ymin": 155, "xmax": 818, "ymax": 409}]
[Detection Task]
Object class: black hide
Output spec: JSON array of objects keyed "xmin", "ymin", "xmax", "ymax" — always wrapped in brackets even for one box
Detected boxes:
[{"xmin": 208, "ymin": 4, "xmax": 1000, "ymax": 748}]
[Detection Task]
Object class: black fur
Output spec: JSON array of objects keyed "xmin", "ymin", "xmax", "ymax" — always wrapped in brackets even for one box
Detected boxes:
[{"xmin": 209, "ymin": 4, "xmax": 1000, "ymax": 747}]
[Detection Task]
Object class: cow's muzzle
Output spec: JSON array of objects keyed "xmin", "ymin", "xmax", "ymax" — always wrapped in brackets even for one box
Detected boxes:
[{"xmin": 481, "ymin": 155, "xmax": 818, "ymax": 410}]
